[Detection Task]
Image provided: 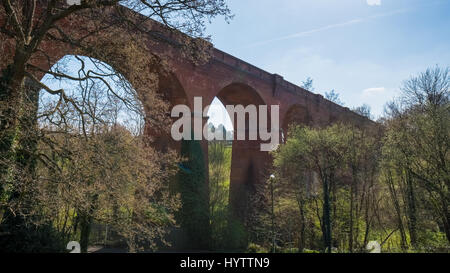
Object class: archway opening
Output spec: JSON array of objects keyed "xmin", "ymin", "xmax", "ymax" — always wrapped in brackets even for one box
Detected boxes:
[
  {"xmin": 209, "ymin": 83, "xmax": 270, "ymax": 250},
  {"xmin": 33, "ymin": 54, "xmax": 185, "ymax": 253},
  {"xmin": 39, "ymin": 55, "xmax": 145, "ymax": 135},
  {"xmin": 206, "ymin": 96, "xmax": 233, "ymax": 250}
]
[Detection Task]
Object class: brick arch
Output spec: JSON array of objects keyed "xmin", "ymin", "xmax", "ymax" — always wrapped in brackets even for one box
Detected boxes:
[{"xmin": 213, "ymin": 82, "xmax": 266, "ymax": 106}]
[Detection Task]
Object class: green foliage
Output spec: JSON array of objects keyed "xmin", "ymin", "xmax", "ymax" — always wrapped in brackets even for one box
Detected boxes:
[
  {"xmin": 271, "ymin": 122, "xmax": 393, "ymax": 253},
  {"xmin": 226, "ymin": 218, "xmax": 248, "ymax": 251},
  {"xmin": 246, "ymin": 243, "xmax": 269, "ymax": 253},
  {"xmin": 302, "ymin": 249, "xmax": 321, "ymax": 253},
  {"xmin": 264, "ymin": 67, "xmax": 449, "ymax": 254},
  {"xmin": 416, "ymin": 230, "xmax": 448, "ymax": 252},
  {"xmin": 381, "ymin": 66, "xmax": 450, "ymax": 249},
  {"xmin": 273, "ymin": 124, "xmax": 353, "ymax": 252},
  {"xmin": 177, "ymin": 139, "xmax": 211, "ymax": 250},
  {"xmin": 279, "ymin": 247, "xmax": 299, "ymax": 253},
  {"xmin": 209, "ymin": 141, "xmax": 231, "ymax": 250}
]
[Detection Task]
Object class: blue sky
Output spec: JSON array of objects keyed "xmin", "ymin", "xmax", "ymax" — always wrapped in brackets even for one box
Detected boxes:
[{"xmin": 205, "ymin": 0, "xmax": 450, "ymax": 127}]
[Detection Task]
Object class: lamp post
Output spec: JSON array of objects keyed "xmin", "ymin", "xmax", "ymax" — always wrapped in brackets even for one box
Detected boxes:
[{"xmin": 269, "ymin": 174, "xmax": 275, "ymax": 253}]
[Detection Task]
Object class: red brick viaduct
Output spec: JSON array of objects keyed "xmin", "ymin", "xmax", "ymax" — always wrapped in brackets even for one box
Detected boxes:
[{"xmin": 1, "ymin": 5, "xmax": 370, "ymax": 237}]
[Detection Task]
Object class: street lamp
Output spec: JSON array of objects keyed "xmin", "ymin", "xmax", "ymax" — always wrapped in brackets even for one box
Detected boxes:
[{"xmin": 269, "ymin": 174, "xmax": 275, "ymax": 253}]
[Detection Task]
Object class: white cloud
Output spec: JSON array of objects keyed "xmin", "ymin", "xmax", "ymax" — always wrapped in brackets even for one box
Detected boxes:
[
  {"xmin": 367, "ymin": 0, "xmax": 381, "ymax": 6},
  {"xmin": 362, "ymin": 87, "xmax": 386, "ymax": 97},
  {"xmin": 360, "ymin": 87, "xmax": 402, "ymax": 118}
]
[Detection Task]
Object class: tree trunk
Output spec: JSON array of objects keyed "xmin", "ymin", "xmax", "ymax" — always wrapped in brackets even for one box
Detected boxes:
[
  {"xmin": 405, "ymin": 170, "xmax": 418, "ymax": 249},
  {"xmin": 441, "ymin": 199, "xmax": 450, "ymax": 244},
  {"xmin": 298, "ymin": 198, "xmax": 306, "ymax": 252},
  {"xmin": 322, "ymin": 176, "xmax": 332, "ymax": 253},
  {"xmin": 349, "ymin": 165, "xmax": 356, "ymax": 253},
  {"xmin": 79, "ymin": 194, "xmax": 99, "ymax": 253},
  {"xmin": 363, "ymin": 194, "xmax": 371, "ymax": 250},
  {"xmin": 0, "ymin": 67, "xmax": 23, "ymax": 203},
  {"xmin": 0, "ymin": 68, "xmax": 40, "ymax": 233},
  {"xmin": 79, "ymin": 212, "xmax": 93, "ymax": 253},
  {"xmin": 386, "ymin": 170, "xmax": 408, "ymax": 251}
]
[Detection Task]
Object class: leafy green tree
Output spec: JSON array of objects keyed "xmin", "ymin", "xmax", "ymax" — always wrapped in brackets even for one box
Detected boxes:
[
  {"xmin": 28, "ymin": 125, "xmax": 180, "ymax": 253},
  {"xmin": 344, "ymin": 125, "xmax": 382, "ymax": 251},
  {"xmin": 383, "ymin": 66, "xmax": 450, "ymax": 245},
  {"xmin": 273, "ymin": 124, "xmax": 351, "ymax": 252},
  {"xmin": 177, "ymin": 139, "xmax": 211, "ymax": 250},
  {"xmin": 208, "ymin": 135, "xmax": 231, "ymax": 250}
]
